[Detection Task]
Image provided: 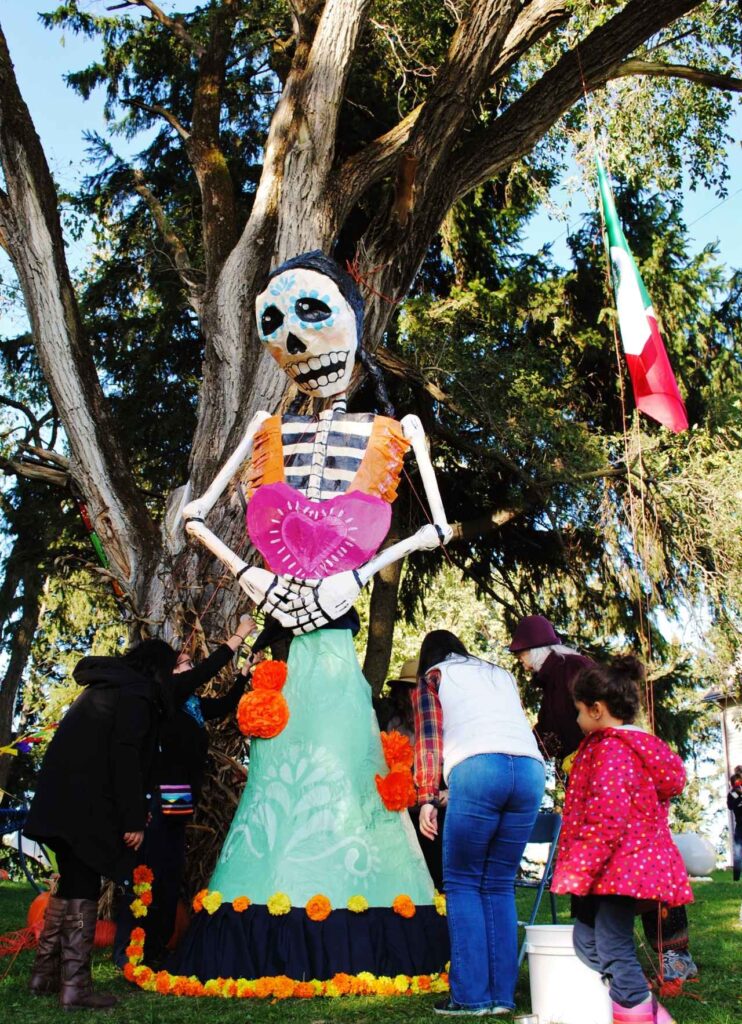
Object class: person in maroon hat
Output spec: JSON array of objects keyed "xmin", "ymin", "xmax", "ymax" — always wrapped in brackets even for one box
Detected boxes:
[{"xmin": 508, "ymin": 615, "xmax": 593, "ymax": 764}]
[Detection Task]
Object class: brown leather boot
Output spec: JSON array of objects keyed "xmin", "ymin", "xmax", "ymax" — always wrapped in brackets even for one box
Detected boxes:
[
  {"xmin": 59, "ymin": 899, "xmax": 118, "ymax": 1010},
  {"xmin": 29, "ymin": 894, "xmax": 66, "ymax": 994}
]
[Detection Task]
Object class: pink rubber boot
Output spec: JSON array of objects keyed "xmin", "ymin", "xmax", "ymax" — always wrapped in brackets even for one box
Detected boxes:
[{"xmin": 612, "ymin": 998, "xmax": 677, "ymax": 1024}]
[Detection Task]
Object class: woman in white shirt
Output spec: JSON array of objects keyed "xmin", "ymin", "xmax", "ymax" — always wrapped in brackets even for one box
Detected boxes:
[{"xmin": 412, "ymin": 630, "xmax": 544, "ymax": 1017}]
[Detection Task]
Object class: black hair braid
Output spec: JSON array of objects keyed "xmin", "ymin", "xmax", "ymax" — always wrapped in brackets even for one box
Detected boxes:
[{"xmin": 358, "ymin": 346, "xmax": 396, "ymax": 418}]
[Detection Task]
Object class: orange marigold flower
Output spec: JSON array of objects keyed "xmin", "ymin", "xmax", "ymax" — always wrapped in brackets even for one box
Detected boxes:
[
  {"xmin": 294, "ymin": 981, "xmax": 315, "ymax": 999},
  {"xmin": 375, "ymin": 768, "xmax": 416, "ymax": 811},
  {"xmin": 253, "ymin": 977, "xmax": 273, "ymax": 998},
  {"xmin": 132, "ymin": 865, "xmax": 154, "ymax": 885},
  {"xmin": 232, "ymin": 896, "xmax": 250, "ymax": 912},
  {"xmin": 305, "ymin": 894, "xmax": 331, "ymax": 921},
  {"xmin": 271, "ymin": 975, "xmax": 295, "ymax": 999},
  {"xmin": 392, "ymin": 894, "xmax": 416, "ymax": 918},
  {"xmin": 155, "ymin": 971, "xmax": 171, "ymax": 994},
  {"xmin": 130, "ymin": 927, "xmax": 145, "ymax": 943},
  {"xmin": 237, "ymin": 690, "xmax": 289, "ymax": 738},
  {"xmin": 251, "ymin": 660, "xmax": 288, "ymax": 692},
  {"xmin": 125, "ymin": 943, "xmax": 143, "ymax": 961},
  {"xmin": 192, "ymin": 888, "xmax": 208, "ymax": 912},
  {"xmin": 417, "ymin": 975, "xmax": 432, "ymax": 991},
  {"xmin": 138, "ymin": 889, "xmax": 153, "ymax": 907},
  {"xmin": 331, "ymin": 972, "xmax": 353, "ymax": 995},
  {"xmin": 123, "ymin": 963, "xmax": 136, "ymax": 982},
  {"xmin": 380, "ymin": 730, "xmax": 413, "ymax": 770},
  {"xmin": 171, "ymin": 977, "xmax": 189, "ymax": 996},
  {"xmin": 186, "ymin": 978, "xmax": 204, "ymax": 997},
  {"xmin": 135, "ymin": 966, "xmax": 153, "ymax": 986}
]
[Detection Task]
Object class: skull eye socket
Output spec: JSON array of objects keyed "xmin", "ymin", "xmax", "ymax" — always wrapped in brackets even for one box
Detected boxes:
[
  {"xmin": 261, "ymin": 305, "xmax": 284, "ymax": 336},
  {"xmin": 295, "ymin": 297, "xmax": 332, "ymax": 323}
]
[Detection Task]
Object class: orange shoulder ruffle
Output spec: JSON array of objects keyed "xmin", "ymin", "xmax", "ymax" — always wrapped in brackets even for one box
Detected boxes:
[
  {"xmin": 244, "ymin": 415, "xmax": 285, "ymax": 497},
  {"xmin": 349, "ymin": 416, "xmax": 410, "ymax": 503}
]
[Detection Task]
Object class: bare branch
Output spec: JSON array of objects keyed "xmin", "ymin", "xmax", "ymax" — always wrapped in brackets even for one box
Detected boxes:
[
  {"xmin": 0, "ymin": 457, "xmax": 69, "ymax": 488},
  {"xmin": 450, "ymin": 506, "xmax": 522, "ymax": 543},
  {"xmin": 334, "ymin": 0, "xmax": 569, "ymax": 221},
  {"xmin": 0, "ymin": 394, "xmax": 43, "ymax": 444},
  {"xmin": 123, "ymin": 97, "xmax": 190, "ymax": 139},
  {"xmin": 613, "ymin": 58, "xmax": 742, "ymax": 92},
  {"xmin": 19, "ymin": 442, "xmax": 70, "ymax": 470},
  {"xmin": 450, "ymin": 0, "xmax": 701, "ymax": 200}
]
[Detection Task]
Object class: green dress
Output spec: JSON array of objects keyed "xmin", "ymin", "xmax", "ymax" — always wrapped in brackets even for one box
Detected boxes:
[{"xmin": 211, "ymin": 628, "xmax": 434, "ymax": 908}]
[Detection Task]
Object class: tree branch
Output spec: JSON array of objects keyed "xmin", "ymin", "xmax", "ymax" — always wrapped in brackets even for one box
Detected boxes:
[
  {"xmin": 0, "ymin": 25, "xmax": 159, "ymax": 590},
  {"xmin": 0, "ymin": 457, "xmax": 69, "ymax": 488},
  {"xmin": 123, "ymin": 0, "xmax": 206, "ymax": 56},
  {"xmin": 131, "ymin": 169, "xmax": 201, "ymax": 300},
  {"xmin": 123, "ymin": 97, "xmax": 190, "ymax": 139},
  {"xmin": 613, "ymin": 58, "xmax": 742, "ymax": 92},
  {"xmin": 450, "ymin": 0, "xmax": 702, "ymax": 200}
]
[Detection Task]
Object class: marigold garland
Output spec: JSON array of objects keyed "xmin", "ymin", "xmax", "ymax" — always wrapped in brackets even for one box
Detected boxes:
[
  {"xmin": 251, "ymin": 660, "xmax": 288, "ymax": 691},
  {"xmin": 392, "ymin": 894, "xmax": 416, "ymax": 919},
  {"xmin": 375, "ymin": 767, "xmax": 416, "ymax": 811},
  {"xmin": 305, "ymin": 894, "xmax": 332, "ymax": 921},
  {"xmin": 237, "ymin": 689, "xmax": 289, "ymax": 738},
  {"xmin": 380, "ymin": 730, "xmax": 414, "ymax": 770},
  {"xmin": 433, "ymin": 891, "xmax": 447, "ymax": 916},
  {"xmin": 266, "ymin": 891, "xmax": 291, "ymax": 916},
  {"xmin": 128, "ymin": 871, "xmax": 449, "ymax": 1001},
  {"xmin": 201, "ymin": 890, "xmax": 223, "ymax": 915},
  {"xmin": 130, "ymin": 863, "xmax": 153, "ymax": 920}
]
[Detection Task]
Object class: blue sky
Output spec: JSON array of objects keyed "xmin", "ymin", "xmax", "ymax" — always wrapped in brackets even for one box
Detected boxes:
[{"xmin": 1, "ymin": 3, "xmax": 740, "ymax": 319}]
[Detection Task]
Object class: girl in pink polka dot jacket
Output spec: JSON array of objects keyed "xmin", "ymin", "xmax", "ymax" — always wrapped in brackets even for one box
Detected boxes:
[{"xmin": 551, "ymin": 655, "xmax": 693, "ymax": 1024}]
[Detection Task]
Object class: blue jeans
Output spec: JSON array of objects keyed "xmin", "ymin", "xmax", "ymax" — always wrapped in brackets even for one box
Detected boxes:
[{"xmin": 443, "ymin": 753, "xmax": 545, "ymax": 1010}]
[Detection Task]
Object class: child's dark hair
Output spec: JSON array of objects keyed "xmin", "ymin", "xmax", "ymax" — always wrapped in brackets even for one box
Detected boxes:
[{"xmin": 572, "ymin": 655, "xmax": 644, "ymax": 723}]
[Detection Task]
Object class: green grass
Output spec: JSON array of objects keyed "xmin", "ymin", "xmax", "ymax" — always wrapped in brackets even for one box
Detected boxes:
[{"xmin": 0, "ymin": 873, "xmax": 739, "ymax": 1023}]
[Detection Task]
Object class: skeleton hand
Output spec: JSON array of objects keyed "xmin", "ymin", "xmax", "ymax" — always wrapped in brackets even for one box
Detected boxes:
[
  {"xmin": 256, "ymin": 569, "xmax": 362, "ymax": 635},
  {"xmin": 414, "ymin": 522, "xmax": 453, "ymax": 550}
]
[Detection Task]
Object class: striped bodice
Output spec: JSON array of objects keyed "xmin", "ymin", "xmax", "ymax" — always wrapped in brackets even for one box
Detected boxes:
[
  {"xmin": 244, "ymin": 411, "xmax": 410, "ymax": 504},
  {"xmin": 281, "ymin": 411, "xmax": 375, "ymax": 501}
]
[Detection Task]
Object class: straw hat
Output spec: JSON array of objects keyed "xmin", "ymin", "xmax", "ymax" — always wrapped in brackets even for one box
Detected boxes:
[{"xmin": 388, "ymin": 658, "xmax": 420, "ymax": 685}]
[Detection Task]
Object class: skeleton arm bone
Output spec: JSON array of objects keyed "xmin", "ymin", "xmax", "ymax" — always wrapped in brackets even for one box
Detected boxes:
[
  {"xmin": 355, "ymin": 414, "xmax": 452, "ymax": 585},
  {"xmin": 182, "ymin": 411, "xmax": 275, "ymax": 605}
]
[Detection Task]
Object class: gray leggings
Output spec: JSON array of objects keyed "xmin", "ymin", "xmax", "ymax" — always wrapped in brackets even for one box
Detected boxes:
[{"xmin": 572, "ymin": 895, "xmax": 649, "ymax": 1008}]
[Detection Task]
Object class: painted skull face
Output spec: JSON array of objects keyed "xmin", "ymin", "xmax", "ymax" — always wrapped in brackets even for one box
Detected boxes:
[{"xmin": 255, "ymin": 268, "xmax": 358, "ymax": 397}]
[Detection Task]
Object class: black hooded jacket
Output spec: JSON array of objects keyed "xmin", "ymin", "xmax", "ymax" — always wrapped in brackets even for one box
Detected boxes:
[{"xmin": 24, "ymin": 657, "xmax": 160, "ymax": 881}]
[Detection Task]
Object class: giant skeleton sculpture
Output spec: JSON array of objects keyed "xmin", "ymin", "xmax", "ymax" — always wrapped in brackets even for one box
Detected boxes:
[{"xmin": 173, "ymin": 252, "xmax": 451, "ymax": 982}]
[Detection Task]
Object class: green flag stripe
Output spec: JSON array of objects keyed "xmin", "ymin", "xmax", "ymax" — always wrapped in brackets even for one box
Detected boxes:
[{"xmin": 596, "ymin": 156, "xmax": 652, "ymax": 310}]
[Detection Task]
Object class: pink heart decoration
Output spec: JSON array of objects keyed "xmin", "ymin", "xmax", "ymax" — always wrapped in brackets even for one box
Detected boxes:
[{"xmin": 247, "ymin": 482, "xmax": 391, "ymax": 579}]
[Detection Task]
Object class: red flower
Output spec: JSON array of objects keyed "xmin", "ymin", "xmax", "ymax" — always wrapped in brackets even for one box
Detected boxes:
[
  {"xmin": 381, "ymin": 730, "xmax": 413, "ymax": 770},
  {"xmin": 251, "ymin": 660, "xmax": 288, "ymax": 691},
  {"xmin": 237, "ymin": 690, "xmax": 289, "ymax": 738},
  {"xmin": 375, "ymin": 768, "xmax": 416, "ymax": 811},
  {"xmin": 132, "ymin": 865, "xmax": 154, "ymax": 885}
]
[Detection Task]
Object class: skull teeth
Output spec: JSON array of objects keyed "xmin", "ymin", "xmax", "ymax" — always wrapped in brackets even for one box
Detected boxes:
[{"xmin": 287, "ymin": 350, "xmax": 349, "ymax": 389}]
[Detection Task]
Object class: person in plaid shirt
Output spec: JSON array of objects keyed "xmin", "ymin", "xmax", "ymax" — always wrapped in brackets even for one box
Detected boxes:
[{"xmin": 412, "ymin": 630, "xmax": 544, "ymax": 1017}]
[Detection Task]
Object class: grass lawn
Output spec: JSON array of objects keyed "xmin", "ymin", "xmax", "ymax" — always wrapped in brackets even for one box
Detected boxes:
[{"xmin": 0, "ymin": 872, "xmax": 739, "ymax": 1023}]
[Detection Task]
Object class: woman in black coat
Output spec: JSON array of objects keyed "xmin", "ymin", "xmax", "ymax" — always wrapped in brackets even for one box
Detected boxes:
[
  {"xmin": 24, "ymin": 638, "xmax": 178, "ymax": 1010},
  {"xmin": 114, "ymin": 614, "xmax": 259, "ymax": 968}
]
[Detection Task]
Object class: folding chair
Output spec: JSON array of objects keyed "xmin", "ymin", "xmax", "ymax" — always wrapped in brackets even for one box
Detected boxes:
[{"xmin": 516, "ymin": 810, "xmax": 562, "ymax": 965}]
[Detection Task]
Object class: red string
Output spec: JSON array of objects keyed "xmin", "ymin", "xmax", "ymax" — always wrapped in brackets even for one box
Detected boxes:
[{"xmin": 345, "ymin": 257, "xmax": 403, "ymax": 306}]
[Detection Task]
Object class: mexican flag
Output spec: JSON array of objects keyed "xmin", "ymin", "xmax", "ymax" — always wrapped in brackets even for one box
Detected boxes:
[{"xmin": 596, "ymin": 157, "xmax": 688, "ymax": 433}]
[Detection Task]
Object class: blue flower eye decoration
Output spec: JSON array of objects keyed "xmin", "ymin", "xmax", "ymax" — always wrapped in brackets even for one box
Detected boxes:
[
  {"xmin": 294, "ymin": 295, "xmax": 333, "ymax": 325},
  {"xmin": 269, "ymin": 274, "xmax": 295, "ymax": 297},
  {"xmin": 260, "ymin": 303, "xmax": 284, "ymax": 338}
]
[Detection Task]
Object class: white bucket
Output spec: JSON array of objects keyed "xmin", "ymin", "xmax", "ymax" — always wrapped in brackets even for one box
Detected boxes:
[{"xmin": 524, "ymin": 924, "xmax": 613, "ymax": 1024}]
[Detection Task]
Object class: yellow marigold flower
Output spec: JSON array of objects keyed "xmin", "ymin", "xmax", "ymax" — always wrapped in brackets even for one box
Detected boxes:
[
  {"xmin": 130, "ymin": 899, "xmax": 147, "ymax": 918},
  {"xmin": 394, "ymin": 973, "xmax": 410, "ymax": 992},
  {"xmin": 392, "ymin": 893, "xmax": 416, "ymax": 918},
  {"xmin": 433, "ymin": 891, "xmax": 447, "ymax": 916},
  {"xmin": 347, "ymin": 894, "xmax": 369, "ymax": 913},
  {"xmin": 267, "ymin": 891, "xmax": 291, "ymax": 916},
  {"xmin": 133, "ymin": 881, "xmax": 151, "ymax": 896},
  {"xmin": 202, "ymin": 890, "xmax": 223, "ymax": 915},
  {"xmin": 236, "ymin": 978, "xmax": 255, "ymax": 998},
  {"xmin": 232, "ymin": 895, "xmax": 250, "ymax": 912},
  {"xmin": 431, "ymin": 974, "xmax": 449, "ymax": 993}
]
